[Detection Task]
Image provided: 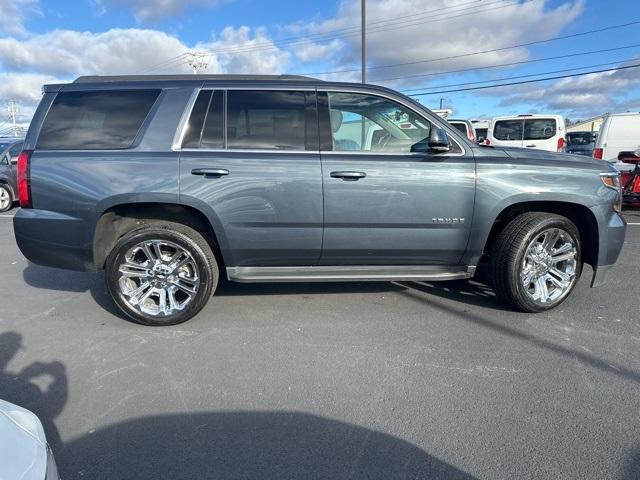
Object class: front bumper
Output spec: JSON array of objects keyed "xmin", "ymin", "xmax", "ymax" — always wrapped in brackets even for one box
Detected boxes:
[{"xmin": 589, "ymin": 204, "xmax": 626, "ymax": 287}]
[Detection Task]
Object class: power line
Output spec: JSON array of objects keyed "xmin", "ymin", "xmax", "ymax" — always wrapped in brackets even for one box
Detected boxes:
[
  {"xmin": 196, "ymin": 0, "xmax": 524, "ymax": 57},
  {"xmin": 299, "ymin": 19, "xmax": 640, "ymax": 77},
  {"xmin": 372, "ymin": 43, "xmax": 640, "ymax": 84},
  {"xmin": 400, "ymin": 57, "xmax": 640, "ymax": 91},
  {"xmin": 405, "ymin": 62, "xmax": 640, "ymax": 96}
]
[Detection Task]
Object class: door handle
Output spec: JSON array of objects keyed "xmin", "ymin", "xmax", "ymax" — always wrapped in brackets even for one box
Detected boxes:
[
  {"xmin": 525, "ymin": 144, "xmax": 537, "ymax": 148},
  {"xmin": 191, "ymin": 168, "xmax": 230, "ymax": 177},
  {"xmin": 330, "ymin": 171, "xmax": 366, "ymax": 181}
]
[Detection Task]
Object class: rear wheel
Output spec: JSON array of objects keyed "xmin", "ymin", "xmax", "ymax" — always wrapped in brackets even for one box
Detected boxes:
[
  {"xmin": 491, "ymin": 212, "xmax": 582, "ymax": 312},
  {"xmin": 106, "ymin": 222, "xmax": 218, "ymax": 326},
  {"xmin": 0, "ymin": 184, "xmax": 13, "ymax": 212}
]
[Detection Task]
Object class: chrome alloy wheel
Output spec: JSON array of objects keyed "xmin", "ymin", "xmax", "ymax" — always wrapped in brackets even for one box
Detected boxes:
[
  {"xmin": 0, "ymin": 187, "xmax": 10, "ymax": 210},
  {"xmin": 520, "ymin": 228, "xmax": 578, "ymax": 306},
  {"xmin": 117, "ymin": 239, "xmax": 200, "ymax": 317}
]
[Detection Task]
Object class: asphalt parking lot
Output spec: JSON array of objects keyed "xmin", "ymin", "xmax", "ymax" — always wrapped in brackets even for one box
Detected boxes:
[{"xmin": 1, "ymin": 208, "xmax": 639, "ymax": 480}]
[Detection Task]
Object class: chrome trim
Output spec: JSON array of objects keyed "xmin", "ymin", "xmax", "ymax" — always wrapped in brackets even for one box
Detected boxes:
[
  {"xmin": 226, "ymin": 265, "xmax": 473, "ymax": 283},
  {"xmin": 180, "ymin": 148, "xmax": 315, "ymax": 154},
  {"xmin": 172, "ymin": 88, "xmax": 200, "ymax": 151}
]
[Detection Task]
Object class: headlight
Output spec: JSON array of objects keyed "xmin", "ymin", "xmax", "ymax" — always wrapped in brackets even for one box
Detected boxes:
[{"xmin": 600, "ymin": 172, "xmax": 622, "ymax": 212}]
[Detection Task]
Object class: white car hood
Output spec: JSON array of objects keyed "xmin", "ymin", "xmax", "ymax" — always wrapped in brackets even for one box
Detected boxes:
[{"xmin": 0, "ymin": 399, "xmax": 47, "ymax": 480}]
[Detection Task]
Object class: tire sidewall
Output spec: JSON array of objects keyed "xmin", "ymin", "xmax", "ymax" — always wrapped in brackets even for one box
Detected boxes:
[
  {"xmin": 510, "ymin": 217, "xmax": 582, "ymax": 312},
  {"xmin": 106, "ymin": 227, "xmax": 217, "ymax": 326},
  {"xmin": 0, "ymin": 185, "xmax": 12, "ymax": 213}
]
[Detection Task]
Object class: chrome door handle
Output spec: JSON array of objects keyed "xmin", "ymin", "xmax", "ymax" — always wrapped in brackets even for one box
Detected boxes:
[
  {"xmin": 191, "ymin": 168, "xmax": 229, "ymax": 177},
  {"xmin": 330, "ymin": 171, "xmax": 366, "ymax": 181}
]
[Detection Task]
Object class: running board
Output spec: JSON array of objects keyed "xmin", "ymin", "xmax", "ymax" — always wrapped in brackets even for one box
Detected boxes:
[{"xmin": 226, "ymin": 265, "xmax": 476, "ymax": 283}]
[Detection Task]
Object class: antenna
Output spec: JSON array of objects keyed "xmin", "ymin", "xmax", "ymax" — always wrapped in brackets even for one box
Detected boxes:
[{"xmin": 185, "ymin": 51, "xmax": 209, "ymax": 74}]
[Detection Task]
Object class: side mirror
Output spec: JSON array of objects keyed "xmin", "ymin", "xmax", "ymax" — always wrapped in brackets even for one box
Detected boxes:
[{"xmin": 428, "ymin": 127, "xmax": 451, "ymax": 153}]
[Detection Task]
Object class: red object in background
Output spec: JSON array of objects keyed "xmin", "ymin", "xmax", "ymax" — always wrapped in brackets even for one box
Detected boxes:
[
  {"xmin": 556, "ymin": 137, "xmax": 565, "ymax": 152},
  {"xmin": 618, "ymin": 151, "xmax": 640, "ymax": 208},
  {"xmin": 593, "ymin": 147, "xmax": 603, "ymax": 159}
]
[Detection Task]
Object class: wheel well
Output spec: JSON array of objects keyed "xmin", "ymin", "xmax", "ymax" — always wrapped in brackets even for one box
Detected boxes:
[
  {"xmin": 93, "ymin": 203, "xmax": 224, "ymax": 270},
  {"xmin": 483, "ymin": 201, "xmax": 598, "ymax": 267}
]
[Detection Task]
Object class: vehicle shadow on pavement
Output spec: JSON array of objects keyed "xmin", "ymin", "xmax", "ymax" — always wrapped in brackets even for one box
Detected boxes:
[
  {"xmin": 0, "ymin": 331, "xmax": 67, "ymax": 448},
  {"xmin": 22, "ymin": 263, "xmax": 126, "ymax": 318},
  {"xmin": 396, "ymin": 286, "xmax": 640, "ymax": 385},
  {"xmin": 59, "ymin": 411, "xmax": 476, "ymax": 480}
]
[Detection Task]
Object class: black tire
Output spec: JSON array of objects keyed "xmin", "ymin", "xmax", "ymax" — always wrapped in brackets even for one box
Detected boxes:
[
  {"xmin": 0, "ymin": 184, "xmax": 13, "ymax": 213},
  {"xmin": 490, "ymin": 212, "xmax": 582, "ymax": 313},
  {"xmin": 106, "ymin": 221, "xmax": 218, "ymax": 326}
]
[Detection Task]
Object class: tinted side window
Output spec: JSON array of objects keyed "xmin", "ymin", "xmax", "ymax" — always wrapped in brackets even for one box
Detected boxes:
[
  {"xmin": 37, "ymin": 90, "xmax": 160, "ymax": 150},
  {"xmin": 493, "ymin": 120, "xmax": 523, "ymax": 141},
  {"xmin": 327, "ymin": 92, "xmax": 436, "ymax": 153},
  {"xmin": 182, "ymin": 90, "xmax": 224, "ymax": 149},
  {"xmin": 524, "ymin": 118, "xmax": 556, "ymax": 140},
  {"xmin": 226, "ymin": 91, "xmax": 306, "ymax": 150},
  {"xmin": 8, "ymin": 143, "xmax": 23, "ymax": 156}
]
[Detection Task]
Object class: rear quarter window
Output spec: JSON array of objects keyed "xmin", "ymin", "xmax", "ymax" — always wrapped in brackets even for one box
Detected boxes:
[
  {"xmin": 36, "ymin": 89, "xmax": 161, "ymax": 150},
  {"xmin": 524, "ymin": 118, "xmax": 556, "ymax": 140}
]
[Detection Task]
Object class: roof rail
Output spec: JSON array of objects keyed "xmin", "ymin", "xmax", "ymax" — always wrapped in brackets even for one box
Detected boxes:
[{"xmin": 73, "ymin": 74, "xmax": 321, "ymax": 83}]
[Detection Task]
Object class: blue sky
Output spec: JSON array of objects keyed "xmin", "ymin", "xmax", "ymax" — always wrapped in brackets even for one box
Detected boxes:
[{"xmin": 1, "ymin": 0, "xmax": 639, "ymax": 124}]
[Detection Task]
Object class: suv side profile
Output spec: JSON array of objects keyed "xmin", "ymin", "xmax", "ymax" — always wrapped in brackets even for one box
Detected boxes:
[{"xmin": 14, "ymin": 75, "xmax": 626, "ymax": 326}]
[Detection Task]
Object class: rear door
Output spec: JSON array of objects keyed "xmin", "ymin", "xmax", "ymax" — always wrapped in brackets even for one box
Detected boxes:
[
  {"xmin": 318, "ymin": 90, "xmax": 475, "ymax": 266},
  {"xmin": 523, "ymin": 117, "xmax": 558, "ymax": 152},
  {"xmin": 179, "ymin": 88, "xmax": 323, "ymax": 267}
]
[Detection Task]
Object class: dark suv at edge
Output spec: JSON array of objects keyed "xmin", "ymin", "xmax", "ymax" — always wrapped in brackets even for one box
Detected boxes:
[{"xmin": 13, "ymin": 75, "xmax": 626, "ymax": 325}]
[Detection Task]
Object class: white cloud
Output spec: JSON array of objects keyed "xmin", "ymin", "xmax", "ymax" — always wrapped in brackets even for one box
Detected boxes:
[
  {"xmin": 0, "ymin": 0, "xmax": 41, "ymax": 36},
  {"xmin": 292, "ymin": 0, "xmax": 585, "ymax": 86},
  {"xmin": 495, "ymin": 64, "xmax": 640, "ymax": 117},
  {"xmin": 95, "ymin": 0, "xmax": 220, "ymax": 23}
]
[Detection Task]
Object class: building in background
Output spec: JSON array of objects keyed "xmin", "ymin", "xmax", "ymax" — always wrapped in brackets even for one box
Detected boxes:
[{"xmin": 566, "ymin": 114, "xmax": 605, "ymax": 133}]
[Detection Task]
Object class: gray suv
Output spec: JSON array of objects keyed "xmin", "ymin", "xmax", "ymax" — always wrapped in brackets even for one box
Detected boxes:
[
  {"xmin": 0, "ymin": 138, "xmax": 23, "ymax": 212},
  {"xmin": 13, "ymin": 75, "xmax": 626, "ymax": 325}
]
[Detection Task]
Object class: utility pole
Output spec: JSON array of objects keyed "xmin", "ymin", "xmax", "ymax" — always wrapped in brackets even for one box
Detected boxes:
[
  {"xmin": 185, "ymin": 51, "xmax": 209, "ymax": 74},
  {"xmin": 361, "ymin": 0, "xmax": 366, "ymax": 83},
  {"xmin": 439, "ymin": 98, "xmax": 444, "ymax": 109},
  {"xmin": 7, "ymin": 101, "xmax": 19, "ymax": 137}
]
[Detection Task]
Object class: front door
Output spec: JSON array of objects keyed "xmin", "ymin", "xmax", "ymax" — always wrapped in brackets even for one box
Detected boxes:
[
  {"xmin": 318, "ymin": 91, "xmax": 475, "ymax": 266},
  {"xmin": 179, "ymin": 88, "xmax": 323, "ymax": 267}
]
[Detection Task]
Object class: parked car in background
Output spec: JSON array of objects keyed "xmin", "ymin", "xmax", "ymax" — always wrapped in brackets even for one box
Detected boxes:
[
  {"xmin": 0, "ymin": 398, "xmax": 60, "ymax": 479},
  {"xmin": 13, "ymin": 75, "xmax": 625, "ymax": 325},
  {"xmin": 593, "ymin": 112, "xmax": 640, "ymax": 162},
  {"xmin": 566, "ymin": 131, "xmax": 597, "ymax": 156},
  {"xmin": 0, "ymin": 137, "xmax": 23, "ymax": 212},
  {"xmin": 447, "ymin": 119, "xmax": 476, "ymax": 142},
  {"xmin": 486, "ymin": 114, "xmax": 566, "ymax": 152},
  {"xmin": 470, "ymin": 119, "xmax": 489, "ymax": 144}
]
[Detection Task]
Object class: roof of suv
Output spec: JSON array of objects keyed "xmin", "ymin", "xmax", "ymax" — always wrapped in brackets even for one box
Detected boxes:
[{"xmin": 73, "ymin": 74, "xmax": 321, "ymax": 83}]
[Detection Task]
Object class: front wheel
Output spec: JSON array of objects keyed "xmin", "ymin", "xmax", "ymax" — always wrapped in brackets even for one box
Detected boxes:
[
  {"xmin": 0, "ymin": 184, "xmax": 13, "ymax": 213},
  {"xmin": 491, "ymin": 213, "xmax": 582, "ymax": 312},
  {"xmin": 106, "ymin": 222, "xmax": 218, "ymax": 326}
]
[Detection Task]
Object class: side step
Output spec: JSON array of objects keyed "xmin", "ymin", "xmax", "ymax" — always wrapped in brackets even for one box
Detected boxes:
[{"xmin": 226, "ymin": 265, "xmax": 476, "ymax": 283}]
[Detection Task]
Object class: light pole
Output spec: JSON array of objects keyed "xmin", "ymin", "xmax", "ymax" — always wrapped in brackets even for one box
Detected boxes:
[{"xmin": 361, "ymin": 0, "xmax": 366, "ymax": 84}]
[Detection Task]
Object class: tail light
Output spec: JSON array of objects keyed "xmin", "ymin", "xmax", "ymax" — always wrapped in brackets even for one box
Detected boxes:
[
  {"xmin": 484, "ymin": 138, "xmax": 491, "ymax": 145},
  {"xmin": 593, "ymin": 148, "xmax": 603, "ymax": 160},
  {"xmin": 556, "ymin": 137, "xmax": 565, "ymax": 152},
  {"xmin": 17, "ymin": 150, "xmax": 33, "ymax": 208},
  {"xmin": 467, "ymin": 127, "xmax": 476, "ymax": 143}
]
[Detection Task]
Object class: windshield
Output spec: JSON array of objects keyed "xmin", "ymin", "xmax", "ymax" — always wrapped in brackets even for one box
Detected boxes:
[{"xmin": 567, "ymin": 132, "xmax": 594, "ymax": 145}]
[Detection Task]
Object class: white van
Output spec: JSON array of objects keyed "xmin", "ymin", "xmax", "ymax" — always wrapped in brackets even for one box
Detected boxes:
[
  {"xmin": 593, "ymin": 112, "xmax": 640, "ymax": 162},
  {"xmin": 486, "ymin": 114, "xmax": 566, "ymax": 152}
]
